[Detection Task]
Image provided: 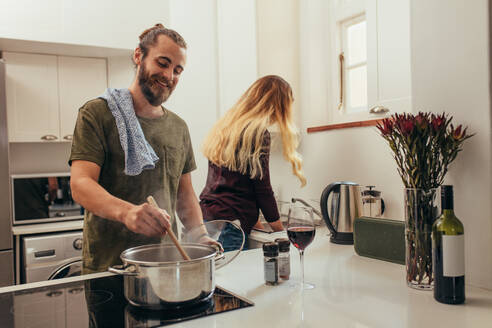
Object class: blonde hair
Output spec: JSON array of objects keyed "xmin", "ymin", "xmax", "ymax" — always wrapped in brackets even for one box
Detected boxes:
[{"xmin": 202, "ymin": 75, "xmax": 306, "ymax": 186}]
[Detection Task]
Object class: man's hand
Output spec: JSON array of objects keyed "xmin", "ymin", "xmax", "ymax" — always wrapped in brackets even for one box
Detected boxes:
[
  {"xmin": 198, "ymin": 234, "xmax": 224, "ymax": 253},
  {"xmin": 122, "ymin": 203, "xmax": 171, "ymax": 237}
]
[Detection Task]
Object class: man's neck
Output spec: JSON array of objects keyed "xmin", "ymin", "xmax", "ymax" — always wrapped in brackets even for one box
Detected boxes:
[{"xmin": 128, "ymin": 82, "xmax": 164, "ymax": 118}]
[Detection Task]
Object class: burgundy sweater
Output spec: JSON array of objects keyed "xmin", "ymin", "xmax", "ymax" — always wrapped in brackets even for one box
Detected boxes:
[{"xmin": 199, "ymin": 132, "xmax": 280, "ymax": 235}]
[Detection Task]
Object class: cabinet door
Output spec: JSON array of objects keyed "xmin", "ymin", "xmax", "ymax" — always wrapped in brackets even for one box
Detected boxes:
[
  {"xmin": 58, "ymin": 56, "xmax": 107, "ymax": 141},
  {"xmin": 4, "ymin": 52, "xmax": 60, "ymax": 142},
  {"xmin": 367, "ymin": 0, "xmax": 411, "ymax": 113}
]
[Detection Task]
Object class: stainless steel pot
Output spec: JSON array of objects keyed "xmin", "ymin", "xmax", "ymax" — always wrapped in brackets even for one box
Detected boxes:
[{"xmin": 109, "ymin": 243, "xmax": 223, "ymax": 309}]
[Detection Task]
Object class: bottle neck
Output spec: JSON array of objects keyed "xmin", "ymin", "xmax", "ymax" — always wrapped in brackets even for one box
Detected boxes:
[
  {"xmin": 441, "ymin": 185, "xmax": 454, "ymax": 210},
  {"xmin": 441, "ymin": 208, "xmax": 455, "ymax": 220}
]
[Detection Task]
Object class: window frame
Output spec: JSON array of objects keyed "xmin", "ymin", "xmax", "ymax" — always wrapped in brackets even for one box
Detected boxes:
[{"xmin": 340, "ymin": 14, "xmax": 368, "ymax": 113}]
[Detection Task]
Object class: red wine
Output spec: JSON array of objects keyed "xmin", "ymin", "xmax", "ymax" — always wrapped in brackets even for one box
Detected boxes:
[{"xmin": 287, "ymin": 227, "xmax": 315, "ymax": 250}]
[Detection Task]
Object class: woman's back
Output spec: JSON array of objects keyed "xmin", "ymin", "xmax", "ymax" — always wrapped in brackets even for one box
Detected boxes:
[{"xmin": 200, "ymin": 131, "xmax": 279, "ymax": 235}]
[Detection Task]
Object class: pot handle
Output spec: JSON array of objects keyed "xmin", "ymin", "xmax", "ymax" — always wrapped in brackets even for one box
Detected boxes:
[
  {"xmin": 108, "ymin": 264, "xmax": 138, "ymax": 276},
  {"xmin": 213, "ymin": 247, "xmax": 227, "ymax": 269}
]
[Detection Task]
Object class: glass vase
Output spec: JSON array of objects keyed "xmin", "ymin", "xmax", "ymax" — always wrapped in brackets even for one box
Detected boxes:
[{"xmin": 404, "ymin": 188, "xmax": 438, "ymax": 290}]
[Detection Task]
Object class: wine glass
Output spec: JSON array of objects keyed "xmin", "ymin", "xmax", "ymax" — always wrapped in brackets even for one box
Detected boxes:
[{"xmin": 287, "ymin": 204, "xmax": 316, "ymax": 290}]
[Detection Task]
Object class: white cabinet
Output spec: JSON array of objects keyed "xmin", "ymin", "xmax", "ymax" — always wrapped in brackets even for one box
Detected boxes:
[
  {"xmin": 4, "ymin": 52, "xmax": 60, "ymax": 142},
  {"xmin": 328, "ymin": 0, "xmax": 411, "ymax": 123},
  {"xmin": 4, "ymin": 52, "xmax": 107, "ymax": 143},
  {"xmin": 367, "ymin": 0, "xmax": 411, "ymax": 114},
  {"xmin": 58, "ymin": 56, "xmax": 107, "ymax": 141}
]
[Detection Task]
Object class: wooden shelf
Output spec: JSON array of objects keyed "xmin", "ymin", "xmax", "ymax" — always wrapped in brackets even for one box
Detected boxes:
[{"xmin": 307, "ymin": 118, "xmax": 385, "ymax": 133}]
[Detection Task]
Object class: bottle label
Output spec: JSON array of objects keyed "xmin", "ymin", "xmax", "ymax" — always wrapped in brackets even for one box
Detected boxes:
[
  {"xmin": 278, "ymin": 257, "xmax": 290, "ymax": 277},
  {"xmin": 442, "ymin": 234, "xmax": 465, "ymax": 277},
  {"xmin": 264, "ymin": 260, "xmax": 278, "ymax": 283}
]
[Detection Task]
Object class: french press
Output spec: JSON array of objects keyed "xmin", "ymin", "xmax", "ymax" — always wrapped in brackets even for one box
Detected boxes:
[{"xmin": 361, "ymin": 186, "xmax": 385, "ymax": 218}]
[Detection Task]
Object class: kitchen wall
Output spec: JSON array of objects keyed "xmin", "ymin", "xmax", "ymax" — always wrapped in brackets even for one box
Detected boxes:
[
  {"xmin": 410, "ymin": 0, "xmax": 492, "ymax": 290},
  {"xmin": 269, "ymin": 0, "xmax": 492, "ymax": 290},
  {"xmin": 166, "ymin": 0, "xmax": 258, "ymax": 191}
]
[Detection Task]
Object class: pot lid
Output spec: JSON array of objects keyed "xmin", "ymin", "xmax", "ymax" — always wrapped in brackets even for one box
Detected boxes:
[{"xmin": 182, "ymin": 220, "xmax": 244, "ymax": 269}]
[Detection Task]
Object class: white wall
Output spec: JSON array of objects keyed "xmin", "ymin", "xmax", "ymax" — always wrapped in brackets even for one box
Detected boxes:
[
  {"xmin": 270, "ymin": 0, "xmax": 404, "ymax": 220},
  {"xmin": 256, "ymin": 0, "xmax": 303, "ymax": 201},
  {"xmin": 281, "ymin": 0, "xmax": 492, "ymax": 290},
  {"xmin": 0, "ymin": 0, "xmax": 170, "ymax": 49},
  {"xmin": 165, "ymin": 0, "xmax": 219, "ymax": 192},
  {"xmin": 217, "ymin": 0, "xmax": 258, "ymax": 116},
  {"xmin": 410, "ymin": 0, "xmax": 492, "ymax": 289}
]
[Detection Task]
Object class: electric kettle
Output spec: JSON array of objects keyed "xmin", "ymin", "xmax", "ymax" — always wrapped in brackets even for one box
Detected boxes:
[{"xmin": 320, "ymin": 181, "xmax": 363, "ymax": 244}]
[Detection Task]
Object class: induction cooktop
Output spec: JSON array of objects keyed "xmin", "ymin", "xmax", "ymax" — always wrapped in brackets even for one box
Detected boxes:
[{"xmin": 0, "ymin": 274, "xmax": 254, "ymax": 327}]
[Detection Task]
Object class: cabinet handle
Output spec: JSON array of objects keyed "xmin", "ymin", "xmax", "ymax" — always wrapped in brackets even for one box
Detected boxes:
[
  {"xmin": 46, "ymin": 290, "xmax": 63, "ymax": 297},
  {"xmin": 338, "ymin": 52, "xmax": 345, "ymax": 111},
  {"xmin": 41, "ymin": 135, "xmax": 58, "ymax": 141},
  {"xmin": 369, "ymin": 106, "xmax": 390, "ymax": 114},
  {"xmin": 68, "ymin": 287, "xmax": 84, "ymax": 294},
  {"xmin": 63, "ymin": 134, "xmax": 73, "ymax": 141}
]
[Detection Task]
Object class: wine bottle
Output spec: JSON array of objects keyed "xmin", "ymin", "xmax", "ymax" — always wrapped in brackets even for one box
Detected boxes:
[{"xmin": 432, "ymin": 185, "xmax": 465, "ymax": 304}]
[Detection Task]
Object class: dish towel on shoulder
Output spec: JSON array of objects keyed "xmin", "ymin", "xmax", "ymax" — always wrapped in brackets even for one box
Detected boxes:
[{"xmin": 100, "ymin": 88, "xmax": 159, "ymax": 176}]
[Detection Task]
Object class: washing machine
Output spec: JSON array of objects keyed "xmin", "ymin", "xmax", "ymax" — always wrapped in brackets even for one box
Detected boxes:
[{"xmin": 21, "ymin": 230, "xmax": 83, "ymax": 283}]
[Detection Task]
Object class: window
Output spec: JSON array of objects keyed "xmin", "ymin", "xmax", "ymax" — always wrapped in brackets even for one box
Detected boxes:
[{"xmin": 340, "ymin": 15, "xmax": 367, "ymax": 113}]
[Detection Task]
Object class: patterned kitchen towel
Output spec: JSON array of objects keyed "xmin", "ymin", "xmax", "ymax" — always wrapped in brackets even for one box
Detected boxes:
[{"xmin": 100, "ymin": 88, "xmax": 159, "ymax": 176}]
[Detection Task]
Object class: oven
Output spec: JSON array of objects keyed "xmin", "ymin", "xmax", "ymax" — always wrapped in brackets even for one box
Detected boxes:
[
  {"xmin": 11, "ymin": 173, "xmax": 83, "ymax": 225},
  {"xmin": 21, "ymin": 231, "xmax": 83, "ymax": 283}
]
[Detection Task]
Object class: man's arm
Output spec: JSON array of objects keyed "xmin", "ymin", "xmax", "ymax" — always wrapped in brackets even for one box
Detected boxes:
[
  {"xmin": 176, "ymin": 172, "xmax": 204, "ymax": 230},
  {"xmin": 176, "ymin": 173, "xmax": 224, "ymax": 249},
  {"xmin": 70, "ymin": 160, "xmax": 170, "ymax": 237}
]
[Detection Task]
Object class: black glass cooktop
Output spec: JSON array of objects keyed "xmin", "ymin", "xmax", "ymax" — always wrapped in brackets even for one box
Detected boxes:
[{"xmin": 0, "ymin": 275, "xmax": 253, "ymax": 327}]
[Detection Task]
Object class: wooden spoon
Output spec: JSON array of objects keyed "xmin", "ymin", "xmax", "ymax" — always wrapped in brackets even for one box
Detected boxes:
[{"xmin": 146, "ymin": 196, "xmax": 191, "ymax": 261}]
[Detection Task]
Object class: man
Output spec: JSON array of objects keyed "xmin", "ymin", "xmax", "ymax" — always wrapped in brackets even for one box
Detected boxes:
[{"xmin": 69, "ymin": 24, "xmax": 208, "ymax": 274}]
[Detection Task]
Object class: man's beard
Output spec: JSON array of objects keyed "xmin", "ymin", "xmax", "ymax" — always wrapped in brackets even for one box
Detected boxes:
[{"xmin": 138, "ymin": 61, "xmax": 174, "ymax": 106}]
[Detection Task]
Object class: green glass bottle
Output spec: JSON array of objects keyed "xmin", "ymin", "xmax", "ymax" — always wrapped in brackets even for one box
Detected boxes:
[{"xmin": 432, "ymin": 185, "xmax": 465, "ymax": 304}]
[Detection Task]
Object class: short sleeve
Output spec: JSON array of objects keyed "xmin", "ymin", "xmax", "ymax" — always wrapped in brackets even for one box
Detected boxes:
[
  {"xmin": 181, "ymin": 124, "xmax": 197, "ymax": 174},
  {"xmin": 68, "ymin": 103, "xmax": 106, "ymax": 167}
]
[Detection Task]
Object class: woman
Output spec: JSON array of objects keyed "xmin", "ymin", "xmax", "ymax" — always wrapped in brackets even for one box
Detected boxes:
[{"xmin": 200, "ymin": 75, "xmax": 306, "ymax": 251}]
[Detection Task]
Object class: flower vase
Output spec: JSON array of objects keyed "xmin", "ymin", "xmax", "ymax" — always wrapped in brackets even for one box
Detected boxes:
[{"xmin": 404, "ymin": 188, "xmax": 438, "ymax": 290}]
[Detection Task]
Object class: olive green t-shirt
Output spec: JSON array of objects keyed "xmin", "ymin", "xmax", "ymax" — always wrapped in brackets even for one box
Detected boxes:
[{"xmin": 69, "ymin": 98, "xmax": 196, "ymax": 273}]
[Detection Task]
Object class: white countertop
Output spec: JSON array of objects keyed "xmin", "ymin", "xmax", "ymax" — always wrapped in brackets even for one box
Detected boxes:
[
  {"xmin": 189, "ymin": 227, "xmax": 492, "ymax": 328},
  {"xmin": 2, "ymin": 227, "xmax": 491, "ymax": 327}
]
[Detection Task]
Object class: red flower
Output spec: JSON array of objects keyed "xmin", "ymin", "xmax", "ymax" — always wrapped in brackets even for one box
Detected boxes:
[
  {"xmin": 415, "ymin": 112, "xmax": 429, "ymax": 129},
  {"xmin": 377, "ymin": 118, "xmax": 394, "ymax": 136},
  {"xmin": 431, "ymin": 114, "xmax": 445, "ymax": 132},
  {"xmin": 396, "ymin": 115, "xmax": 415, "ymax": 136},
  {"xmin": 401, "ymin": 120, "xmax": 414, "ymax": 136},
  {"xmin": 452, "ymin": 124, "xmax": 466, "ymax": 140}
]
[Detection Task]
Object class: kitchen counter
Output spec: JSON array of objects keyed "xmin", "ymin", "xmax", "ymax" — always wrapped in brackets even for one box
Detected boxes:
[
  {"xmin": 11, "ymin": 220, "xmax": 83, "ymax": 235},
  {"xmin": 1, "ymin": 227, "xmax": 491, "ymax": 327}
]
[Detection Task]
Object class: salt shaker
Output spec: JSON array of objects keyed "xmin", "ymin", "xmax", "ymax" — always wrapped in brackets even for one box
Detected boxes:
[
  {"xmin": 275, "ymin": 238, "xmax": 290, "ymax": 280},
  {"xmin": 263, "ymin": 242, "xmax": 279, "ymax": 285}
]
